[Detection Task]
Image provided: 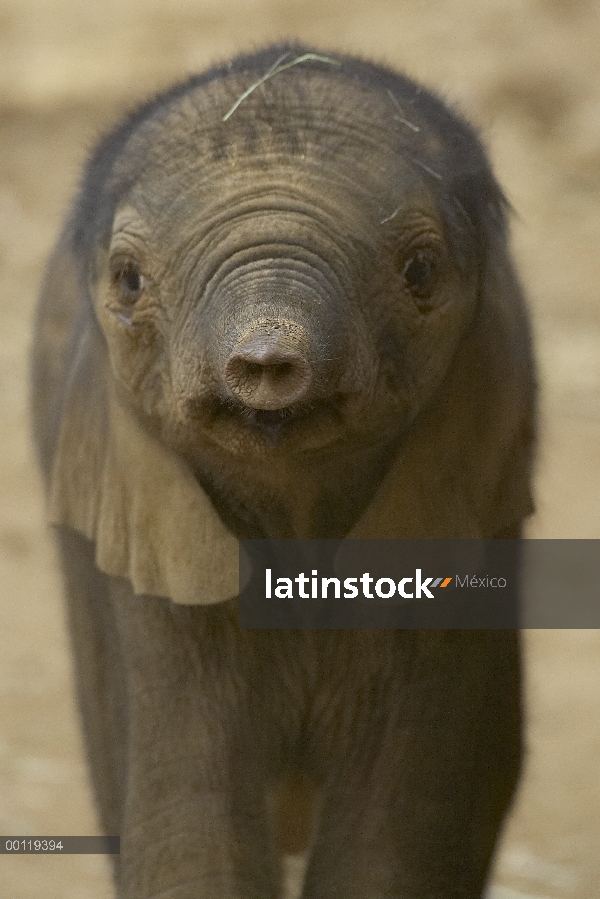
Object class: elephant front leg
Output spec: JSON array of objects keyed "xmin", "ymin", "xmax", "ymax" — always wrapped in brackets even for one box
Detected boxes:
[
  {"xmin": 110, "ymin": 584, "xmax": 280, "ymax": 899},
  {"xmin": 119, "ymin": 758, "xmax": 279, "ymax": 899},
  {"xmin": 302, "ymin": 631, "xmax": 522, "ymax": 899}
]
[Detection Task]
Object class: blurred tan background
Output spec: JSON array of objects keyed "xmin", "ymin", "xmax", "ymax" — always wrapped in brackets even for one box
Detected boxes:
[{"xmin": 1, "ymin": 1, "xmax": 599, "ymax": 897}]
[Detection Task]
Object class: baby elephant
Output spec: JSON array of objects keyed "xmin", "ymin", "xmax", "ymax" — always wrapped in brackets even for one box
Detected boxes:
[{"xmin": 32, "ymin": 44, "xmax": 535, "ymax": 899}]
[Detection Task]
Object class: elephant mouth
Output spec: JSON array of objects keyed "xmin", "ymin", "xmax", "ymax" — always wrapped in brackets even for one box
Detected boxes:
[
  {"xmin": 207, "ymin": 394, "xmax": 346, "ymax": 446},
  {"xmin": 243, "ymin": 401, "xmax": 339, "ymax": 442},
  {"xmin": 243, "ymin": 406, "xmax": 308, "ymax": 439}
]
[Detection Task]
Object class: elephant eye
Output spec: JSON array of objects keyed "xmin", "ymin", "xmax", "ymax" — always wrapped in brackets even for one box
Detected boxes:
[
  {"xmin": 402, "ymin": 250, "xmax": 439, "ymax": 305},
  {"xmin": 112, "ymin": 258, "xmax": 145, "ymax": 305}
]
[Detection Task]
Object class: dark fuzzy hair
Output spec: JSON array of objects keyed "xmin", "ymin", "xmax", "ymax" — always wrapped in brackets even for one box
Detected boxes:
[{"xmin": 70, "ymin": 43, "xmax": 508, "ymax": 283}]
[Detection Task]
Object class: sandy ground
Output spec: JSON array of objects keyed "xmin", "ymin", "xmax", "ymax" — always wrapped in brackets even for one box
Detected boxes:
[{"xmin": 1, "ymin": 1, "xmax": 599, "ymax": 897}]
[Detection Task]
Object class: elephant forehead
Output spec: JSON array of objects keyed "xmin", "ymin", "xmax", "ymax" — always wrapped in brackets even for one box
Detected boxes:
[
  {"xmin": 123, "ymin": 162, "xmax": 439, "ymax": 261},
  {"xmin": 160, "ymin": 70, "xmax": 409, "ymax": 151},
  {"xmin": 119, "ymin": 75, "xmax": 439, "ymax": 202}
]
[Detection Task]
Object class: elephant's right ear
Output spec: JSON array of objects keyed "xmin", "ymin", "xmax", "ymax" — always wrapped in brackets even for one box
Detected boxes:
[
  {"xmin": 34, "ymin": 233, "xmax": 240, "ymax": 606},
  {"xmin": 31, "ymin": 229, "xmax": 89, "ymax": 483}
]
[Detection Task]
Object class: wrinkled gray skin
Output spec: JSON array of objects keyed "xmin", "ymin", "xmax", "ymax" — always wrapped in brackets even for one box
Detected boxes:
[{"xmin": 32, "ymin": 45, "xmax": 534, "ymax": 899}]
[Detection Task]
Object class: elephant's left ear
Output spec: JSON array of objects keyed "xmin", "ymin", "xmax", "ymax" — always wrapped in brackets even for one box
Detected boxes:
[
  {"xmin": 352, "ymin": 222, "xmax": 536, "ymax": 540},
  {"xmin": 443, "ymin": 227, "xmax": 537, "ymax": 538},
  {"xmin": 42, "ymin": 246, "xmax": 240, "ymax": 605},
  {"xmin": 468, "ymin": 229, "xmax": 537, "ymax": 535}
]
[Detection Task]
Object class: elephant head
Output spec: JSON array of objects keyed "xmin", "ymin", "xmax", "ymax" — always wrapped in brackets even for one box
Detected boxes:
[{"xmin": 35, "ymin": 45, "xmax": 535, "ymax": 602}]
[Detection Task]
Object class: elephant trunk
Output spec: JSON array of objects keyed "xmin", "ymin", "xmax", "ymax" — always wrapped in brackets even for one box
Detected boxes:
[
  {"xmin": 224, "ymin": 322, "xmax": 312, "ymax": 410},
  {"xmin": 207, "ymin": 263, "xmax": 346, "ymax": 412}
]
